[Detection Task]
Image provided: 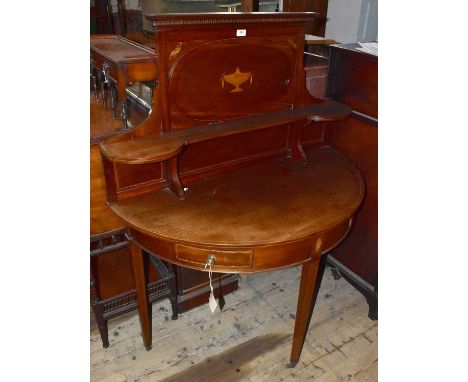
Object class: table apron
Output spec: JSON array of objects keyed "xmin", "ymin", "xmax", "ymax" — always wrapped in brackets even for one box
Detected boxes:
[{"xmin": 128, "ymin": 216, "xmax": 352, "ymax": 273}]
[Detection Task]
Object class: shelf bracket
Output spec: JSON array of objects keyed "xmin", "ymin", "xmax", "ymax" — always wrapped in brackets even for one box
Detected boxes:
[
  {"xmin": 163, "ymin": 157, "xmax": 185, "ymax": 199},
  {"xmin": 288, "ymin": 119, "xmax": 310, "ymax": 164}
]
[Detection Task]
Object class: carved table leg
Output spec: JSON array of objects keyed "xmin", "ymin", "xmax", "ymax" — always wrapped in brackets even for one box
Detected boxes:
[
  {"xmin": 289, "ymin": 254, "xmax": 326, "ymax": 367},
  {"xmin": 130, "ymin": 241, "xmax": 152, "ymax": 350}
]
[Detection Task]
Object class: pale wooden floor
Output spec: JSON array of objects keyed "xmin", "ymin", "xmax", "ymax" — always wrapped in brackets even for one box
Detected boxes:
[{"xmin": 91, "ymin": 266, "xmax": 377, "ymax": 381}]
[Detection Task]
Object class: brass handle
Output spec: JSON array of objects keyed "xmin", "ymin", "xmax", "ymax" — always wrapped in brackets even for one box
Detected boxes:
[{"xmin": 205, "ymin": 254, "xmax": 216, "ymax": 268}]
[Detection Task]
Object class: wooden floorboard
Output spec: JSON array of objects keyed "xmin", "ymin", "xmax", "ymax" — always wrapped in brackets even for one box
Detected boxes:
[{"xmin": 91, "ymin": 266, "xmax": 377, "ymax": 381}]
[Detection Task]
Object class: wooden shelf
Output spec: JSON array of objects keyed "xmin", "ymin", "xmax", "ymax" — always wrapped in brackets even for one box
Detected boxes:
[{"xmin": 101, "ymin": 101, "xmax": 350, "ymax": 165}]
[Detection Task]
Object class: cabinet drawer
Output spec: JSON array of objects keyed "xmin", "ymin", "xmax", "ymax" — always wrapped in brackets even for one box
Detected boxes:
[{"xmin": 176, "ymin": 244, "xmax": 253, "ymax": 268}]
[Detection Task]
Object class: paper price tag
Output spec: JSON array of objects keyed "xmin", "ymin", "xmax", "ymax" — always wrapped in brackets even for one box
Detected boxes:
[
  {"xmin": 209, "ymin": 291, "xmax": 218, "ymax": 314},
  {"xmin": 206, "ymin": 260, "xmax": 218, "ymax": 314}
]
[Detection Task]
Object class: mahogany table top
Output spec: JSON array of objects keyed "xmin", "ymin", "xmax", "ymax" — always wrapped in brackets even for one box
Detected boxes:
[{"xmin": 110, "ymin": 146, "xmax": 364, "ymax": 248}]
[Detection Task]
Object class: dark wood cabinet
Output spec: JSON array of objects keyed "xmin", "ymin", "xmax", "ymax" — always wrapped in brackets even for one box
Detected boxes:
[{"xmin": 324, "ymin": 44, "xmax": 378, "ymax": 319}]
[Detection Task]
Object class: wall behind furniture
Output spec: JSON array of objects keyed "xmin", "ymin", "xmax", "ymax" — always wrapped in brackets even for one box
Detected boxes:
[{"xmin": 325, "ymin": 0, "xmax": 377, "ymax": 43}]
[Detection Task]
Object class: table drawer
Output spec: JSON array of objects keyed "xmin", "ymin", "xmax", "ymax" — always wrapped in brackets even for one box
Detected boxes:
[{"xmin": 176, "ymin": 244, "xmax": 253, "ymax": 268}]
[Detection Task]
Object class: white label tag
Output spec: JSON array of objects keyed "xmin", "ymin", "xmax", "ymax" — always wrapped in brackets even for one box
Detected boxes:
[
  {"xmin": 209, "ymin": 291, "xmax": 218, "ymax": 314},
  {"xmin": 236, "ymin": 29, "xmax": 246, "ymax": 37}
]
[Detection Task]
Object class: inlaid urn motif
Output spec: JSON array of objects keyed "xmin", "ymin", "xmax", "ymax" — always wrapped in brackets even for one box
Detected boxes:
[{"xmin": 221, "ymin": 67, "xmax": 253, "ymax": 93}]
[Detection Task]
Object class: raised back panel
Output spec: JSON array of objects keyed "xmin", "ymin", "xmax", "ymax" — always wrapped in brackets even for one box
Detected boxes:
[
  {"xmin": 150, "ymin": 13, "xmax": 318, "ymax": 131},
  {"xmin": 169, "ymin": 37, "xmax": 296, "ymax": 125},
  {"xmin": 104, "ymin": 13, "xmax": 321, "ymax": 201}
]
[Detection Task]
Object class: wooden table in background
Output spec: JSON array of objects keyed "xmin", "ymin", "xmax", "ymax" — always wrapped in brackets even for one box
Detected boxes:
[{"xmin": 90, "ymin": 35, "xmax": 157, "ymax": 129}]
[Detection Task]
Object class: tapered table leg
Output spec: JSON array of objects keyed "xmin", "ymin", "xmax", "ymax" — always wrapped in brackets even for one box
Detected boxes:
[
  {"xmin": 289, "ymin": 254, "xmax": 325, "ymax": 366},
  {"xmin": 130, "ymin": 241, "xmax": 152, "ymax": 350},
  {"xmin": 96, "ymin": 316, "xmax": 109, "ymax": 348}
]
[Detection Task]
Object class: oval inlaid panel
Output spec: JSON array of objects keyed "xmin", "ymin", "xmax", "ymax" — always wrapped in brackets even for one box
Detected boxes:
[{"xmin": 169, "ymin": 38, "xmax": 296, "ymax": 121}]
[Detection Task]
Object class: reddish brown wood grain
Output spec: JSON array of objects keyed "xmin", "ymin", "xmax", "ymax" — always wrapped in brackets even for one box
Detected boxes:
[
  {"xmin": 111, "ymin": 147, "xmax": 363, "ymax": 273},
  {"xmin": 97, "ymin": 13, "xmax": 363, "ymax": 365},
  {"xmin": 100, "ymin": 102, "xmax": 350, "ymax": 165},
  {"xmin": 290, "ymin": 255, "xmax": 321, "ymax": 365},
  {"xmin": 130, "ymin": 241, "xmax": 153, "ymax": 350}
]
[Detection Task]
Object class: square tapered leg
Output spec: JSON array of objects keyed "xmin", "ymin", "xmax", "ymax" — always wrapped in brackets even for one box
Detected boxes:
[{"xmin": 130, "ymin": 241, "xmax": 152, "ymax": 350}]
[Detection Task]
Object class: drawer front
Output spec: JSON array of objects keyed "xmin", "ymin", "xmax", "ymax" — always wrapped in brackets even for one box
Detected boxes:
[{"xmin": 176, "ymin": 244, "xmax": 253, "ymax": 268}]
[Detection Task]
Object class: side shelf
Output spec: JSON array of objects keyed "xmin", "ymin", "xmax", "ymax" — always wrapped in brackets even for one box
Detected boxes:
[
  {"xmin": 101, "ymin": 101, "xmax": 351, "ymax": 165},
  {"xmin": 100, "ymin": 101, "xmax": 351, "ymax": 200}
]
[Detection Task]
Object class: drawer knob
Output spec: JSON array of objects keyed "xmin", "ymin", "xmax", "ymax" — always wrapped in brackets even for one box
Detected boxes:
[{"xmin": 205, "ymin": 254, "xmax": 216, "ymax": 268}]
